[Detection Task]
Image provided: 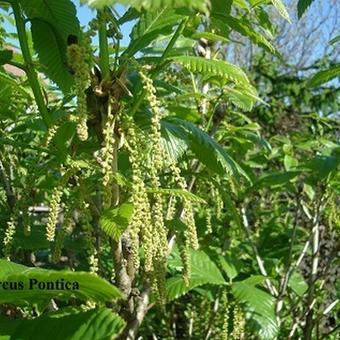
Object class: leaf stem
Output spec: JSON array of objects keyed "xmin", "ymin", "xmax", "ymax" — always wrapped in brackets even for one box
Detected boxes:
[
  {"xmin": 97, "ymin": 10, "xmax": 110, "ymax": 79},
  {"xmin": 11, "ymin": 0, "xmax": 51, "ymax": 127}
]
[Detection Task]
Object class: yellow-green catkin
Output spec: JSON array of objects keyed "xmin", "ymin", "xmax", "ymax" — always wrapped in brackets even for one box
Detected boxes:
[
  {"xmin": 220, "ymin": 291, "xmax": 230, "ymax": 340},
  {"xmin": 3, "ymin": 216, "xmax": 16, "ymax": 259},
  {"xmin": 205, "ymin": 208, "xmax": 212, "ymax": 234},
  {"xmin": 44, "ymin": 124, "xmax": 58, "ymax": 147},
  {"xmin": 67, "ymin": 35, "xmax": 92, "ymax": 141},
  {"xmin": 101, "ymin": 101, "xmax": 117, "ymax": 209},
  {"xmin": 231, "ymin": 304, "xmax": 245, "ymax": 339},
  {"xmin": 140, "ymin": 70, "xmax": 169, "ymax": 301},
  {"xmin": 170, "ymin": 162, "xmax": 199, "ymax": 250},
  {"xmin": 125, "ymin": 120, "xmax": 151, "ymax": 271},
  {"xmin": 46, "ymin": 185, "xmax": 63, "ymax": 242}
]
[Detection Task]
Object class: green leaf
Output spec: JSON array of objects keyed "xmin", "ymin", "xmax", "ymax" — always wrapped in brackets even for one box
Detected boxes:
[
  {"xmin": 226, "ymin": 85, "xmax": 265, "ymax": 111},
  {"xmin": 253, "ymin": 170, "xmax": 301, "ymax": 189},
  {"xmin": 191, "ymin": 32, "xmax": 229, "ymax": 43},
  {"xmin": 211, "ymin": 15, "xmax": 276, "ymax": 54},
  {"xmin": 147, "ymin": 188, "xmax": 206, "ymax": 203},
  {"xmin": 124, "ymin": 8, "xmax": 185, "ymax": 56},
  {"xmin": 271, "ymin": 0, "xmax": 291, "ymax": 23},
  {"xmin": 219, "ymin": 253, "xmax": 242, "ymax": 280},
  {"xmin": 288, "ymin": 272, "xmax": 308, "ymax": 296},
  {"xmin": 170, "ymin": 56, "xmax": 250, "ymax": 85},
  {"xmin": 0, "ymin": 49, "xmax": 13, "ymax": 65},
  {"xmin": 307, "ymin": 64, "xmax": 340, "ymax": 87},
  {"xmin": 232, "ymin": 281, "xmax": 278, "ymax": 339},
  {"xmin": 329, "ymin": 34, "xmax": 340, "ymax": 45},
  {"xmin": 0, "ymin": 308, "xmax": 125, "ymax": 340},
  {"xmin": 304, "ymin": 155, "xmax": 339, "ymax": 181},
  {"xmin": 30, "ymin": 19, "xmax": 74, "ymax": 93},
  {"xmin": 0, "ymin": 259, "xmax": 122, "ymax": 305},
  {"xmin": 166, "ymin": 250, "xmax": 226, "ymax": 301},
  {"xmin": 20, "ymin": 0, "xmax": 80, "ymax": 41},
  {"xmin": 164, "ymin": 117, "xmax": 249, "ymax": 181},
  {"xmin": 81, "ymin": 0, "xmax": 209, "ymax": 13},
  {"xmin": 297, "ymin": 0, "xmax": 315, "ymax": 19},
  {"xmin": 100, "ymin": 203, "xmax": 133, "ymax": 241}
]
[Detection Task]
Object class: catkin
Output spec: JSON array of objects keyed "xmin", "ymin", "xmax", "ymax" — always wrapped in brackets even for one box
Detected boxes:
[
  {"xmin": 3, "ymin": 216, "xmax": 16, "ymax": 259},
  {"xmin": 101, "ymin": 100, "xmax": 117, "ymax": 209},
  {"xmin": 67, "ymin": 35, "xmax": 92, "ymax": 141},
  {"xmin": 46, "ymin": 185, "xmax": 63, "ymax": 242}
]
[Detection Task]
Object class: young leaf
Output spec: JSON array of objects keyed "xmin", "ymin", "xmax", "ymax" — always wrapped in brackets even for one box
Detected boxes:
[
  {"xmin": 0, "ymin": 260, "xmax": 123, "ymax": 305},
  {"xmin": 100, "ymin": 203, "xmax": 133, "ymax": 241},
  {"xmin": 0, "ymin": 308, "xmax": 125, "ymax": 340}
]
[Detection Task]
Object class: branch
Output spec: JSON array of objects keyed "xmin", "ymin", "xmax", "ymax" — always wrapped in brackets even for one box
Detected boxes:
[
  {"xmin": 11, "ymin": 0, "xmax": 51, "ymax": 127},
  {"xmin": 240, "ymin": 207, "xmax": 278, "ymax": 297}
]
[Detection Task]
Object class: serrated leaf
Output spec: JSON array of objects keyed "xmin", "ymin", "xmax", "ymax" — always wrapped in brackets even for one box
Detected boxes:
[
  {"xmin": 0, "ymin": 308, "xmax": 125, "ymax": 340},
  {"xmin": 164, "ymin": 117, "xmax": 250, "ymax": 182},
  {"xmin": 271, "ymin": 0, "xmax": 291, "ymax": 23},
  {"xmin": 30, "ymin": 20, "xmax": 74, "ymax": 93},
  {"xmin": 81, "ymin": 0, "xmax": 209, "ymax": 13},
  {"xmin": 20, "ymin": 0, "xmax": 80, "ymax": 41},
  {"xmin": 212, "ymin": 14, "xmax": 276, "ymax": 54},
  {"xmin": 232, "ymin": 281, "xmax": 278, "ymax": 339},
  {"xmin": 226, "ymin": 85, "xmax": 265, "ymax": 111},
  {"xmin": 297, "ymin": 0, "xmax": 315, "ymax": 19},
  {"xmin": 170, "ymin": 56, "xmax": 250, "ymax": 85},
  {"xmin": 166, "ymin": 250, "xmax": 226, "ymax": 301},
  {"xmin": 0, "ymin": 259, "xmax": 122, "ymax": 305},
  {"xmin": 100, "ymin": 203, "xmax": 133, "ymax": 241},
  {"xmin": 307, "ymin": 64, "xmax": 340, "ymax": 87}
]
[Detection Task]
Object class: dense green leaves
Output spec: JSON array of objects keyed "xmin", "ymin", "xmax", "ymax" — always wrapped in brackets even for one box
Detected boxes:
[
  {"xmin": 0, "ymin": 308, "xmax": 125, "ymax": 340},
  {"xmin": 0, "ymin": 260, "xmax": 122, "ymax": 305}
]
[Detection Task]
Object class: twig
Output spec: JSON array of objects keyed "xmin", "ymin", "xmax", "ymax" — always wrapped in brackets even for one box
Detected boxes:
[{"xmin": 241, "ymin": 207, "xmax": 278, "ymax": 297}]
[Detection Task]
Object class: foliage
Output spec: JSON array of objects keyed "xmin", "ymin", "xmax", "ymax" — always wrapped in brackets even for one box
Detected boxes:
[{"xmin": 0, "ymin": 0, "xmax": 339, "ymax": 339}]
